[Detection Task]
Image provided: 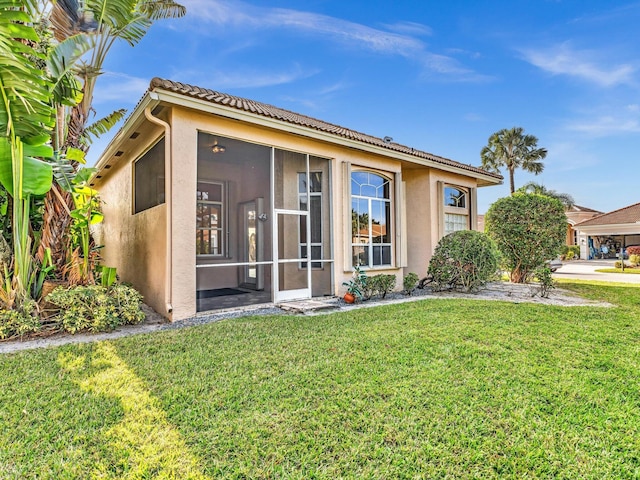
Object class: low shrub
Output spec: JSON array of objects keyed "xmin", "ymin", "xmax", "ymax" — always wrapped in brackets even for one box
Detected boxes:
[
  {"xmin": 0, "ymin": 301, "xmax": 40, "ymax": 339},
  {"xmin": 403, "ymin": 272, "xmax": 419, "ymax": 295},
  {"xmin": 428, "ymin": 230, "xmax": 499, "ymax": 292},
  {"xmin": 630, "ymin": 254, "xmax": 640, "ymax": 266},
  {"xmin": 361, "ymin": 274, "xmax": 397, "ymax": 300},
  {"xmin": 563, "ymin": 245, "xmax": 580, "ymax": 260},
  {"xmin": 614, "ymin": 261, "xmax": 631, "ymax": 269},
  {"xmin": 46, "ymin": 284, "xmax": 145, "ymax": 334},
  {"xmin": 532, "ymin": 266, "xmax": 555, "ymax": 298}
]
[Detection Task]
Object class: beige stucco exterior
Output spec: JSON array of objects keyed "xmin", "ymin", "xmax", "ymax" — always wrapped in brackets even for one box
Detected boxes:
[{"xmin": 94, "ymin": 85, "xmax": 500, "ymax": 321}]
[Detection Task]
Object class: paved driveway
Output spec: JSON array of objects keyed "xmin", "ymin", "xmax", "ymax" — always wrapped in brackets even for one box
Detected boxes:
[{"xmin": 553, "ymin": 260, "xmax": 640, "ymax": 284}]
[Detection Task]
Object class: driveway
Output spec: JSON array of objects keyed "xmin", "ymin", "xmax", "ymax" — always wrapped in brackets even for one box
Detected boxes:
[{"xmin": 553, "ymin": 260, "xmax": 640, "ymax": 284}]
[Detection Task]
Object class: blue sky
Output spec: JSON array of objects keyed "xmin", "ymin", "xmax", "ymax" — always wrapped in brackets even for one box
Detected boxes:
[{"xmin": 89, "ymin": 0, "xmax": 640, "ymax": 214}]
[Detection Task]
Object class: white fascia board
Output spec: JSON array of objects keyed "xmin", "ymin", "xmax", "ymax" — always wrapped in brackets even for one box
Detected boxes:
[
  {"xmin": 93, "ymin": 93, "xmax": 158, "ymax": 173},
  {"xmin": 575, "ymin": 223, "xmax": 640, "ymax": 235},
  {"xmin": 153, "ymin": 89, "xmax": 502, "ymax": 187}
]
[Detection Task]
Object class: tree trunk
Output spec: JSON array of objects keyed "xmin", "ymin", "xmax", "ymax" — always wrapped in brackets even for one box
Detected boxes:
[
  {"xmin": 509, "ymin": 168, "xmax": 515, "ymax": 194},
  {"xmin": 39, "ymin": 104, "xmax": 88, "ymax": 277},
  {"xmin": 37, "ymin": 183, "xmax": 74, "ymax": 274}
]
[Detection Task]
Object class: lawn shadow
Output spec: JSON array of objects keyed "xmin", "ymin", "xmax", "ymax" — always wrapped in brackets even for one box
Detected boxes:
[{"xmin": 58, "ymin": 342, "xmax": 211, "ymax": 479}]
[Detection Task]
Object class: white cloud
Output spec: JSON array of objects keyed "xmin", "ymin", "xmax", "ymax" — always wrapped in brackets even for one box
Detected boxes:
[
  {"xmin": 382, "ymin": 21, "xmax": 432, "ymax": 37},
  {"xmin": 181, "ymin": 65, "xmax": 320, "ymax": 89},
  {"xmin": 566, "ymin": 116, "xmax": 640, "ymax": 136},
  {"xmin": 520, "ymin": 42, "xmax": 636, "ymax": 87},
  {"xmin": 179, "ymin": 0, "xmax": 482, "ymax": 80},
  {"xmin": 93, "ymin": 73, "xmax": 149, "ymax": 103}
]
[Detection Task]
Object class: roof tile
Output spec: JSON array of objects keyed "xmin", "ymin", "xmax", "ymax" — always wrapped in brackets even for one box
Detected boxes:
[
  {"xmin": 149, "ymin": 77, "xmax": 502, "ymax": 180},
  {"xmin": 576, "ymin": 202, "xmax": 640, "ymax": 227}
]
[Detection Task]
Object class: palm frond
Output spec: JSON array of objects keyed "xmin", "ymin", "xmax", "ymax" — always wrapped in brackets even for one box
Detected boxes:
[
  {"xmin": 81, "ymin": 108, "xmax": 126, "ymax": 145},
  {"xmin": 138, "ymin": 0, "xmax": 186, "ymax": 20}
]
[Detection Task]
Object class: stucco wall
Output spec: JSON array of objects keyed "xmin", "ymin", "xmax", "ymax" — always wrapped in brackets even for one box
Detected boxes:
[
  {"xmin": 97, "ymin": 103, "xmax": 491, "ymax": 320},
  {"xmin": 95, "ymin": 126, "xmax": 167, "ymax": 317}
]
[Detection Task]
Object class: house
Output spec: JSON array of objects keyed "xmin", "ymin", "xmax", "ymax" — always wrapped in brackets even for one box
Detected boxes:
[
  {"xmin": 564, "ymin": 204, "xmax": 602, "ymax": 251},
  {"xmin": 92, "ymin": 78, "xmax": 502, "ymax": 320},
  {"xmin": 574, "ymin": 202, "xmax": 640, "ymax": 259}
]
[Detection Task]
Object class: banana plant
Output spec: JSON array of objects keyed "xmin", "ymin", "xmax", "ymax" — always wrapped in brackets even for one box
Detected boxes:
[{"xmin": 0, "ymin": 0, "xmax": 56, "ymax": 308}]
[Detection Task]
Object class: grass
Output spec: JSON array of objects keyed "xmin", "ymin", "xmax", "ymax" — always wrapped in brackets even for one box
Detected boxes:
[
  {"xmin": 596, "ymin": 268, "xmax": 640, "ymax": 274},
  {"xmin": 2, "ymin": 282, "xmax": 640, "ymax": 478}
]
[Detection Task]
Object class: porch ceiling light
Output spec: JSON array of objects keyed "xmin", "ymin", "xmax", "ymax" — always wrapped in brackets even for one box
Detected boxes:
[{"xmin": 211, "ymin": 139, "xmax": 226, "ymax": 153}]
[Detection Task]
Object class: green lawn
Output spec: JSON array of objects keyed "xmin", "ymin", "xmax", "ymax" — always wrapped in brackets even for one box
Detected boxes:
[
  {"xmin": 596, "ymin": 268, "xmax": 640, "ymax": 274},
  {"xmin": 2, "ymin": 283, "xmax": 640, "ymax": 478}
]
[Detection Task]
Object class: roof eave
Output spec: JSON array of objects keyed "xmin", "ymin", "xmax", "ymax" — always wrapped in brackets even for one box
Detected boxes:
[
  {"xmin": 151, "ymin": 88, "xmax": 502, "ymax": 187},
  {"xmin": 93, "ymin": 92, "xmax": 159, "ymax": 177}
]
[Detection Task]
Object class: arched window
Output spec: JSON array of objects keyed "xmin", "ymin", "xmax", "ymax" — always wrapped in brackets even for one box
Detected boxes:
[
  {"xmin": 351, "ymin": 171, "xmax": 393, "ymax": 267},
  {"xmin": 443, "ymin": 185, "xmax": 470, "ymax": 235}
]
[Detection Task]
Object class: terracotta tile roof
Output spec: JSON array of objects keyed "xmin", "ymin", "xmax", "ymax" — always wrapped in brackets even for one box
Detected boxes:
[
  {"xmin": 149, "ymin": 78, "xmax": 502, "ymax": 181},
  {"xmin": 566, "ymin": 204, "xmax": 602, "ymax": 214},
  {"xmin": 575, "ymin": 202, "xmax": 640, "ymax": 227}
]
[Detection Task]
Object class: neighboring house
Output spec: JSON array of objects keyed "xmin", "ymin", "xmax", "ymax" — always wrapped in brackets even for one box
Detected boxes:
[
  {"xmin": 93, "ymin": 78, "xmax": 502, "ymax": 320},
  {"xmin": 564, "ymin": 205, "xmax": 602, "ymax": 252},
  {"xmin": 574, "ymin": 202, "xmax": 640, "ymax": 259}
]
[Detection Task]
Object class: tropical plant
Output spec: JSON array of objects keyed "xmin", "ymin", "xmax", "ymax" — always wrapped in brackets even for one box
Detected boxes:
[
  {"xmin": 485, "ymin": 193, "xmax": 566, "ymax": 283},
  {"xmin": 428, "ymin": 230, "xmax": 499, "ymax": 292},
  {"xmin": 342, "ymin": 266, "xmax": 367, "ymax": 299},
  {"xmin": 517, "ymin": 181, "xmax": 575, "ymax": 209},
  {"xmin": 0, "ymin": 0, "xmax": 56, "ymax": 309},
  {"xmin": 480, "ymin": 127, "xmax": 547, "ymax": 194},
  {"xmin": 37, "ymin": 0, "xmax": 186, "ymax": 275}
]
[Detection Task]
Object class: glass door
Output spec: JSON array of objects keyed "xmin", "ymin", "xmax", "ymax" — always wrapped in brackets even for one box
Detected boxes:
[
  {"xmin": 240, "ymin": 198, "xmax": 265, "ymax": 289},
  {"xmin": 274, "ymin": 210, "xmax": 310, "ymax": 302}
]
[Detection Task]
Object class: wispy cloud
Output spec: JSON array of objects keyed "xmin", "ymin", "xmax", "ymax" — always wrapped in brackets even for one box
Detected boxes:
[
  {"xmin": 463, "ymin": 113, "xmax": 485, "ymax": 122},
  {"xmin": 177, "ymin": 65, "xmax": 320, "ymax": 90},
  {"xmin": 566, "ymin": 116, "xmax": 640, "ymax": 136},
  {"xmin": 520, "ymin": 42, "xmax": 637, "ymax": 87},
  {"xmin": 382, "ymin": 21, "xmax": 432, "ymax": 37},
  {"xmin": 179, "ymin": 0, "xmax": 484, "ymax": 80},
  {"xmin": 94, "ymin": 73, "xmax": 149, "ymax": 103}
]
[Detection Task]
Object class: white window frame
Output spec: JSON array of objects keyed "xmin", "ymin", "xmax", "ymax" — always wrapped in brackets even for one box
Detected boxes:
[
  {"xmin": 196, "ymin": 180, "xmax": 227, "ymax": 257},
  {"xmin": 350, "ymin": 170, "xmax": 394, "ymax": 269}
]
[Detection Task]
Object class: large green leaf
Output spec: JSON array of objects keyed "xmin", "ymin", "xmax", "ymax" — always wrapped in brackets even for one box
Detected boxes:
[{"xmin": 0, "ymin": 136, "xmax": 53, "ymax": 198}]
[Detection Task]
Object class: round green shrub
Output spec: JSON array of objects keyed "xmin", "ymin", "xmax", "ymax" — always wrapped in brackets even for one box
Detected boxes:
[
  {"xmin": 486, "ymin": 193, "xmax": 566, "ymax": 283},
  {"xmin": 428, "ymin": 230, "xmax": 499, "ymax": 292}
]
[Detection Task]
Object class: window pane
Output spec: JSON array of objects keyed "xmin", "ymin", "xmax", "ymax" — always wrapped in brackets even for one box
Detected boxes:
[
  {"xmin": 382, "ymin": 246, "xmax": 391, "ymax": 265},
  {"xmin": 298, "ymin": 173, "xmax": 307, "ymax": 194},
  {"xmin": 371, "ymin": 200, "xmax": 389, "ymax": 243},
  {"xmin": 134, "ymin": 138, "xmax": 165, "ymax": 214},
  {"xmin": 445, "ymin": 213, "xmax": 468, "ymax": 235},
  {"xmin": 299, "ymin": 215, "xmax": 307, "ymax": 243},
  {"xmin": 310, "ymin": 196, "xmax": 322, "ymax": 243},
  {"xmin": 309, "ymin": 172, "xmax": 322, "ymax": 193},
  {"xmin": 352, "ymin": 198, "xmax": 369, "ymax": 239},
  {"xmin": 353, "ymin": 245, "xmax": 368, "ymax": 268},
  {"xmin": 197, "ymin": 182, "xmax": 222, "ymax": 202},
  {"xmin": 445, "ymin": 186, "xmax": 466, "ymax": 208}
]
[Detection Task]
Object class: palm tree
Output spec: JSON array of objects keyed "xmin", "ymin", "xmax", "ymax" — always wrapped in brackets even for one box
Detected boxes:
[
  {"xmin": 517, "ymin": 181, "xmax": 575, "ymax": 209},
  {"xmin": 480, "ymin": 127, "xmax": 547, "ymax": 194},
  {"xmin": 37, "ymin": 0, "xmax": 186, "ymax": 275}
]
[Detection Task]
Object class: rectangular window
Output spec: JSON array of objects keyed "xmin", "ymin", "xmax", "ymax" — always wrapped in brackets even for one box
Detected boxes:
[
  {"xmin": 196, "ymin": 181, "xmax": 226, "ymax": 256},
  {"xmin": 444, "ymin": 213, "xmax": 468, "ymax": 235},
  {"xmin": 134, "ymin": 137, "xmax": 165, "ymax": 214},
  {"xmin": 299, "ymin": 172, "xmax": 323, "ymax": 268}
]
